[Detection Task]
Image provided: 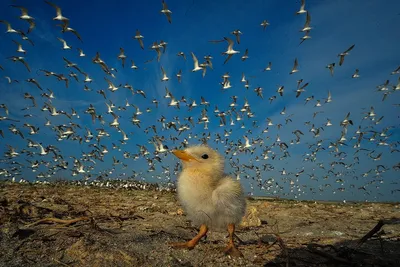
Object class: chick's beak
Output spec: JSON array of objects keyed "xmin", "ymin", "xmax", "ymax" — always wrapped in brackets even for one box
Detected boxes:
[{"xmin": 172, "ymin": 150, "xmax": 199, "ymax": 162}]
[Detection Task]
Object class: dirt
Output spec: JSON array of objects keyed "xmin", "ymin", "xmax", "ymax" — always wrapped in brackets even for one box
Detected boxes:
[{"xmin": 0, "ymin": 182, "xmax": 399, "ymax": 267}]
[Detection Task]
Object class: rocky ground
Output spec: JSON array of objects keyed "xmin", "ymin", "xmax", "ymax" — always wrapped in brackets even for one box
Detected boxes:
[{"xmin": 0, "ymin": 182, "xmax": 399, "ymax": 267}]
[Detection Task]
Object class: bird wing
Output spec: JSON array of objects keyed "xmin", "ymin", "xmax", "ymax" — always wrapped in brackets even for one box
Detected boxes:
[
  {"xmin": 224, "ymin": 37, "xmax": 234, "ymax": 50},
  {"xmin": 138, "ymin": 39, "xmax": 144, "ymax": 49},
  {"xmin": 191, "ymin": 52, "xmax": 199, "ymax": 67},
  {"xmin": 339, "ymin": 55, "xmax": 345, "ymax": 66},
  {"xmin": 165, "ymin": 13, "xmax": 172, "ymax": 23},
  {"xmin": 344, "ymin": 44, "xmax": 355, "ymax": 53},
  {"xmin": 21, "ymin": 59, "xmax": 31, "ymax": 72},
  {"xmin": 304, "ymin": 12, "xmax": 311, "ymax": 27},
  {"xmin": 45, "ymin": 1, "xmax": 62, "ymax": 16},
  {"xmin": 300, "ymin": 0, "xmax": 306, "ymax": 10},
  {"xmin": 211, "ymin": 178, "xmax": 245, "ymax": 217},
  {"xmin": 224, "ymin": 54, "xmax": 233, "ymax": 65}
]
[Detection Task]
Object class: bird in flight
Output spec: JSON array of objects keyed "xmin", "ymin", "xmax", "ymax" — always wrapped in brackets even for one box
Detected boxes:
[
  {"xmin": 222, "ymin": 37, "xmax": 240, "ymax": 64},
  {"xmin": 290, "ymin": 58, "xmax": 299, "ymax": 74},
  {"xmin": 133, "ymin": 30, "xmax": 144, "ymax": 50},
  {"xmin": 296, "ymin": 0, "xmax": 307, "ymax": 15},
  {"xmin": 161, "ymin": 0, "xmax": 172, "ymax": 23},
  {"xmin": 338, "ymin": 44, "xmax": 355, "ymax": 66}
]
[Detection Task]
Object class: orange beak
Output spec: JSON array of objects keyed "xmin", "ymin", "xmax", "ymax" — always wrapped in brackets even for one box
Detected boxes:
[{"xmin": 172, "ymin": 150, "xmax": 199, "ymax": 162}]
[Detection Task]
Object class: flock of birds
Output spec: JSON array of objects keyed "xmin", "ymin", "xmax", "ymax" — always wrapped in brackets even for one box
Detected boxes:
[{"xmin": 0, "ymin": 0, "xmax": 399, "ymax": 201}]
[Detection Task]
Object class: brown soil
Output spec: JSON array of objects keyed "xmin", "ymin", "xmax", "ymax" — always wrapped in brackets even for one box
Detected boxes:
[{"xmin": 0, "ymin": 182, "xmax": 399, "ymax": 267}]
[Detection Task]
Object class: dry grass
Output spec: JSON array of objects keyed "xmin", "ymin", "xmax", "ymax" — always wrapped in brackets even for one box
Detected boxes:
[{"xmin": 0, "ymin": 182, "xmax": 399, "ymax": 266}]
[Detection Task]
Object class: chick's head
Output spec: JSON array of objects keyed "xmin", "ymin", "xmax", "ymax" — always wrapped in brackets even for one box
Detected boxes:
[{"xmin": 173, "ymin": 145, "xmax": 224, "ymax": 177}]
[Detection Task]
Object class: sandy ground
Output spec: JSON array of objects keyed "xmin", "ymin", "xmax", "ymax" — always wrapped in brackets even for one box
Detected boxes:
[{"xmin": 0, "ymin": 182, "xmax": 399, "ymax": 267}]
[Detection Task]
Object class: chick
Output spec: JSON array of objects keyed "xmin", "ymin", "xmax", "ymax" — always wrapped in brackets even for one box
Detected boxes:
[{"xmin": 170, "ymin": 145, "xmax": 246, "ymax": 257}]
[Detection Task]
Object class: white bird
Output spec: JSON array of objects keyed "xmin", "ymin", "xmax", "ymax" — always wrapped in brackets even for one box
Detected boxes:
[
  {"xmin": 167, "ymin": 96, "xmax": 179, "ymax": 109},
  {"xmin": 263, "ymin": 62, "xmax": 272, "ymax": 71},
  {"xmin": 57, "ymin": 37, "xmax": 71, "ymax": 50},
  {"xmin": 118, "ymin": 47, "xmax": 127, "ymax": 67},
  {"xmin": 325, "ymin": 91, "xmax": 332, "ymax": 103},
  {"xmin": 243, "ymin": 136, "xmax": 252, "ymax": 148},
  {"xmin": 130, "ymin": 60, "xmax": 138, "ymax": 69},
  {"xmin": 133, "ymin": 29, "xmax": 144, "ymax": 50},
  {"xmin": 290, "ymin": 58, "xmax": 299, "ymax": 74},
  {"xmin": 12, "ymin": 40, "xmax": 26, "ymax": 54},
  {"xmin": 78, "ymin": 48, "xmax": 85, "ymax": 57},
  {"xmin": 11, "ymin": 5, "xmax": 35, "ymax": 21},
  {"xmin": 45, "ymin": 1, "xmax": 69, "ymax": 21},
  {"xmin": 222, "ymin": 37, "xmax": 240, "ymax": 64},
  {"xmin": 338, "ymin": 44, "xmax": 355, "ymax": 66},
  {"xmin": 300, "ymin": 12, "xmax": 312, "ymax": 32},
  {"xmin": 296, "ymin": 0, "xmax": 307, "ymax": 14},
  {"xmin": 299, "ymin": 30, "xmax": 311, "ymax": 45},
  {"xmin": 260, "ymin": 20, "xmax": 270, "ymax": 30},
  {"xmin": 191, "ymin": 52, "xmax": 203, "ymax": 72},
  {"xmin": 37, "ymin": 143, "xmax": 48, "ymax": 156},
  {"xmin": 352, "ymin": 69, "xmax": 360, "ymax": 78},
  {"xmin": 0, "ymin": 20, "xmax": 18, "ymax": 33},
  {"xmin": 241, "ymin": 49, "xmax": 249, "ymax": 61},
  {"xmin": 161, "ymin": 66, "xmax": 169, "ymax": 81},
  {"xmin": 161, "ymin": 0, "xmax": 172, "ymax": 23}
]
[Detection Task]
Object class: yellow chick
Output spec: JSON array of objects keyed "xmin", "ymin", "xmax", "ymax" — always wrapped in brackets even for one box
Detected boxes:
[{"xmin": 170, "ymin": 145, "xmax": 246, "ymax": 257}]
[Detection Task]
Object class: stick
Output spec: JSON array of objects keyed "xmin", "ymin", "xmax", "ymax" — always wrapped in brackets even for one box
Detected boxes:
[
  {"xmin": 25, "ymin": 217, "xmax": 90, "ymax": 227},
  {"xmin": 357, "ymin": 218, "xmax": 400, "ymax": 248}
]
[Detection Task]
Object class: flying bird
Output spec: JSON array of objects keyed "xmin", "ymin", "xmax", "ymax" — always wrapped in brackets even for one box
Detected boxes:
[
  {"xmin": 56, "ymin": 20, "xmax": 83, "ymax": 42},
  {"xmin": 177, "ymin": 51, "xmax": 186, "ymax": 60},
  {"xmin": 263, "ymin": 62, "xmax": 272, "ymax": 71},
  {"xmin": 45, "ymin": 1, "xmax": 69, "ymax": 21},
  {"xmin": 57, "ymin": 37, "xmax": 71, "ymax": 50},
  {"xmin": 231, "ymin": 29, "xmax": 242, "ymax": 44},
  {"xmin": 160, "ymin": 66, "xmax": 169, "ymax": 81},
  {"xmin": 8, "ymin": 56, "xmax": 30, "ymax": 72},
  {"xmin": 11, "ymin": 5, "xmax": 35, "ymax": 21},
  {"xmin": 241, "ymin": 49, "xmax": 249, "ymax": 61},
  {"xmin": 222, "ymin": 37, "xmax": 240, "ymax": 64},
  {"xmin": 133, "ymin": 30, "xmax": 144, "ymax": 49},
  {"xmin": 300, "ymin": 12, "xmax": 312, "ymax": 31},
  {"xmin": 338, "ymin": 44, "xmax": 355, "ymax": 66},
  {"xmin": 161, "ymin": 0, "xmax": 172, "ymax": 23},
  {"xmin": 191, "ymin": 52, "xmax": 203, "ymax": 72},
  {"xmin": 352, "ymin": 69, "xmax": 360, "ymax": 78},
  {"xmin": 0, "ymin": 20, "xmax": 18, "ymax": 33},
  {"xmin": 295, "ymin": 82, "xmax": 309, "ymax": 98},
  {"xmin": 299, "ymin": 30, "xmax": 311, "ymax": 45},
  {"xmin": 290, "ymin": 58, "xmax": 299, "ymax": 74},
  {"xmin": 326, "ymin": 63, "xmax": 335, "ymax": 76},
  {"xmin": 118, "ymin": 48, "xmax": 127, "ymax": 67},
  {"xmin": 12, "ymin": 40, "xmax": 26, "ymax": 54},
  {"xmin": 260, "ymin": 20, "xmax": 270, "ymax": 30},
  {"xmin": 296, "ymin": 0, "xmax": 307, "ymax": 15}
]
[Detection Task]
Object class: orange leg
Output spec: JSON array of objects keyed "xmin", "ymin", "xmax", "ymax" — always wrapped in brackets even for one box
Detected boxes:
[
  {"xmin": 170, "ymin": 224, "xmax": 208, "ymax": 250},
  {"xmin": 223, "ymin": 223, "xmax": 243, "ymax": 257}
]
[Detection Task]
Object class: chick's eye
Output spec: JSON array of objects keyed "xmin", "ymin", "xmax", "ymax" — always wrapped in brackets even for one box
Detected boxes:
[{"xmin": 201, "ymin": 154, "xmax": 209, "ymax": 159}]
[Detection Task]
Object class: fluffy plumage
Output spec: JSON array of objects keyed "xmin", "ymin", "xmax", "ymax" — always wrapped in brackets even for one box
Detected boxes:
[
  {"xmin": 170, "ymin": 145, "xmax": 246, "ymax": 257},
  {"xmin": 174, "ymin": 145, "xmax": 246, "ymax": 229}
]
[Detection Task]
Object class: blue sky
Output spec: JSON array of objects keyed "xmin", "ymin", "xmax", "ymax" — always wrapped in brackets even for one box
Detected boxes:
[{"xmin": 0, "ymin": 0, "xmax": 399, "ymax": 202}]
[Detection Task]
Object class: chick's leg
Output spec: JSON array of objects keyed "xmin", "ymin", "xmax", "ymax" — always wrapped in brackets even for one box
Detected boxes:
[
  {"xmin": 170, "ymin": 224, "xmax": 208, "ymax": 250},
  {"xmin": 223, "ymin": 223, "xmax": 243, "ymax": 257}
]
